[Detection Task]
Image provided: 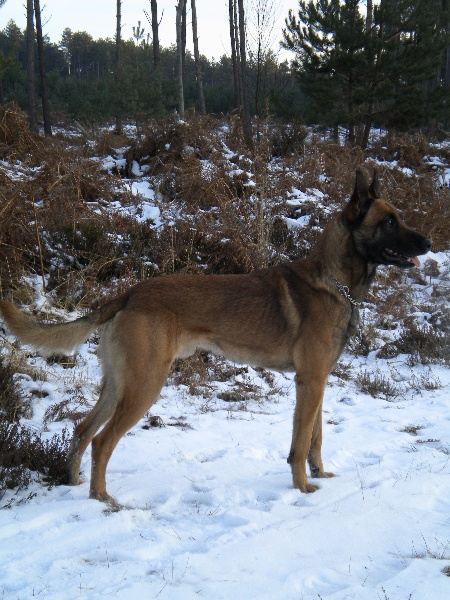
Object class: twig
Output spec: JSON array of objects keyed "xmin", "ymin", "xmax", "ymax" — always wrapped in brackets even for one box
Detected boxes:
[{"xmin": 32, "ymin": 196, "xmax": 46, "ymax": 293}]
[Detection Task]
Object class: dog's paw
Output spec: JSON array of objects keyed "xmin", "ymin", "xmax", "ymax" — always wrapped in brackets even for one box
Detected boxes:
[
  {"xmin": 312, "ymin": 470, "xmax": 335, "ymax": 479},
  {"xmin": 303, "ymin": 482, "xmax": 319, "ymax": 493},
  {"xmin": 293, "ymin": 476, "xmax": 319, "ymax": 493},
  {"xmin": 90, "ymin": 490, "xmax": 122, "ymax": 511}
]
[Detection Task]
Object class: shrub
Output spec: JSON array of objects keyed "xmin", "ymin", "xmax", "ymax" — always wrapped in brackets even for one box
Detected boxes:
[
  {"xmin": 397, "ymin": 320, "xmax": 449, "ymax": 366},
  {"xmin": 0, "ymin": 423, "xmax": 70, "ymax": 498},
  {"xmin": 356, "ymin": 369, "xmax": 402, "ymax": 401},
  {"xmin": 0, "ymin": 357, "xmax": 26, "ymax": 423},
  {"xmin": 0, "ymin": 356, "xmax": 71, "ymax": 500}
]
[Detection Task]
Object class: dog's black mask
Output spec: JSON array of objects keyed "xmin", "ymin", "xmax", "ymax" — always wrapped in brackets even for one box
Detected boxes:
[{"xmin": 343, "ymin": 171, "xmax": 432, "ymax": 269}]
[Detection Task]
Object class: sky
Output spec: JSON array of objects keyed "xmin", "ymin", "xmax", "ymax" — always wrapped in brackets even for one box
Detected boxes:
[{"xmin": 1, "ymin": 0, "xmax": 297, "ymax": 60}]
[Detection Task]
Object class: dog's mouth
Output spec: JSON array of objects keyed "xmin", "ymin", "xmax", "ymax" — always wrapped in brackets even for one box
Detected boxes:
[{"xmin": 382, "ymin": 248, "xmax": 420, "ymax": 268}]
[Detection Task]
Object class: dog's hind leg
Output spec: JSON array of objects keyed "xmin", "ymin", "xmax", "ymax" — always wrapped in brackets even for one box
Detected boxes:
[
  {"xmin": 89, "ymin": 370, "xmax": 170, "ymax": 506},
  {"xmin": 88, "ymin": 312, "xmax": 176, "ymax": 506},
  {"xmin": 67, "ymin": 377, "xmax": 120, "ymax": 486},
  {"xmin": 67, "ymin": 319, "xmax": 125, "ymax": 486}
]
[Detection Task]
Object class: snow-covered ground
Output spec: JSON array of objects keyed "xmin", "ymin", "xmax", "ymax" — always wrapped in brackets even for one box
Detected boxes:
[
  {"xmin": 0, "ymin": 128, "xmax": 449, "ymax": 599},
  {"xmin": 1, "ymin": 256, "xmax": 449, "ymax": 599}
]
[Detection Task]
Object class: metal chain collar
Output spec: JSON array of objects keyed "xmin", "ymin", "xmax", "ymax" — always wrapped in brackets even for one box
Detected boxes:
[{"xmin": 331, "ymin": 276, "xmax": 362, "ymax": 308}]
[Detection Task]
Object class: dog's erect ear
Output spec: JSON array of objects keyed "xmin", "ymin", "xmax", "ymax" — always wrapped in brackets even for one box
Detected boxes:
[
  {"xmin": 343, "ymin": 170, "xmax": 373, "ymax": 224},
  {"xmin": 368, "ymin": 169, "xmax": 381, "ymax": 199}
]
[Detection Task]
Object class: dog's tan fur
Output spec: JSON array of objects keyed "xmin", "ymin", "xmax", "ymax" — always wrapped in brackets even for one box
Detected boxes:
[{"xmin": 0, "ymin": 171, "xmax": 431, "ymax": 506}]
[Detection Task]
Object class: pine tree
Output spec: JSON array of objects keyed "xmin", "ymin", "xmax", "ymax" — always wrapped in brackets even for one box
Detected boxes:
[{"xmin": 283, "ymin": 0, "xmax": 450, "ymax": 145}]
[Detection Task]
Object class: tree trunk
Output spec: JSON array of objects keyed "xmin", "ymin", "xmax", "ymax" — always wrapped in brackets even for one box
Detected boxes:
[
  {"xmin": 361, "ymin": 114, "xmax": 372, "ymax": 149},
  {"xmin": 443, "ymin": 0, "xmax": 450, "ymax": 90},
  {"xmin": 34, "ymin": 0, "xmax": 52, "ymax": 136},
  {"xmin": 366, "ymin": 0, "xmax": 373, "ymax": 32},
  {"xmin": 176, "ymin": 0, "xmax": 186, "ymax": 115},
  {"xmin": 149, "ymin": 0, "xmax": 163, "ymax": 113},
  {"xmin": 150, "ymin": 0, "xmax": 160, "ymax": 70},
  {"xmin": 234, "ymin": 0, "xmax": 244, "ymax": 108},
  {"xmin": 229, "ymin": 0, "xmax": 240, "ymax": 109},
  {"xmin": 181, "ymin": 0, "xmax": 187, "ymax": 84},
  {"xmin": 237, "ymin": 0, "xmax": 252, "ymax": 149},
  {"xmin": 191, "ymin": 0, "xmax": 206, "ymax": 114},
  {"xmin": 115, "ymin": 0, "xmax": 122, "ymax": 134},
  {"xmin": 26, "ymin": 0, "xmax": 37, "ymax": 132},
  {"xmin": 360, "ymin": 0, "xmax": 374, "ymax": 148}
]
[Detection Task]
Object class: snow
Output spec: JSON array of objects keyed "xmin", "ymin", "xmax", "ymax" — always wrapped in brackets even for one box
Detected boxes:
[
  {"xmin": 1, "ymin": 135, "xmax": 450, "ymax": 600},
  {"xmin": 287, "ymin": 187, "xmax": 326, "ymax": 205},
  {"xmin": 1, "ymin": 283, "xmax": 449, "ymax": 599}
]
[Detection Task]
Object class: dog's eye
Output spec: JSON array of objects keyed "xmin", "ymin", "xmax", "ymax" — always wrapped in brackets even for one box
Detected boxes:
[{"xmin": 385, "ymin": 215, "xmax": 396, "ymax": 229}]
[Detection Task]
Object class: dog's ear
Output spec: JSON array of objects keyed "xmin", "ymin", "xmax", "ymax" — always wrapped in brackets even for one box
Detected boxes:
[
  {"xmin": 343, "ymin": 170, "xmax": 373, "ymax": 224},
  {"xmin": 368, "ymin": 169, "xmax": 381, "ymax": 199}
]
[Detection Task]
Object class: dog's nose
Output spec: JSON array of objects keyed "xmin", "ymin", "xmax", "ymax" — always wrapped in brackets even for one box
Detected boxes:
[{"xmin": 422, "ymin": 237, "xmax": 432, "ymax": 253}]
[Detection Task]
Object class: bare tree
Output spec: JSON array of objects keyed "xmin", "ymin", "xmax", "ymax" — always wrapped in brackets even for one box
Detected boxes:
[
  {"xmin": 181, "ymin": 0, "xmax": 187, "ymax": 82},
  {"xmin": 34, "ymin": 0, "xmax": 52, "ymax": 135},
  {"xmin": 176, "ymin": 0, "xmax": 186, "ymax": 115},
  {"xmin": 234, "ymin": 0, "xmax": 244, "ymax": 108},
  {"xmin": 191, "ymin": 0, "xmax": 206, "ymax": 114},
  {"xmin": 247, "ymin": 0, "xmax": 279, "ymax": 115},
  {"xmin": 229, "ymin": 0, "xmax": 241, "ymax": 109},
  {"xmin": 149, "ymin": 0, "xmax": 160, "ymax": 70},
  {"xmin": 115, "ymin": 0, "xmax": 122, "ymax": 134},
  {"xmin": 237, "ymin": 0, "xmax": 252, "ymax": 148},
  {"xmin": 144, "ymin": 0, "xmax": 163, "ymax": 113},
  {"xmin": 440, "ymin": 0, "xmax": 450, "ymax": 90},
  {"xmin": 228, "ymin": 0, "xmax": 252, "ymax": 148},
  {"xmin": 26, "ymin": 0, "xmax": 37, "ymax": 132}
]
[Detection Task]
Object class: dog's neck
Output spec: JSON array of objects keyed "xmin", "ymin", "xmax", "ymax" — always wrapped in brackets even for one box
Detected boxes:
[
  {"xmin": 308, "ymin": 215, "xmax": 376, "ymax": 303},
  {"xmin": 330, "ymin": 276, "xmax": 362, "ymax": 307}
]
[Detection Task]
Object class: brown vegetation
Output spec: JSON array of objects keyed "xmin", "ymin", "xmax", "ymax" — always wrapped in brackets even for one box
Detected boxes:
[{"xmin": 0, "ymin": 105, "xmax": 449, "ymax": 497}]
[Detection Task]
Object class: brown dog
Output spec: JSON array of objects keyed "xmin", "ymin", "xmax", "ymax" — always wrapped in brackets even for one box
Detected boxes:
[{"xmin": 0, "ymin": 170, "xmax": 431, "ymax": 506}]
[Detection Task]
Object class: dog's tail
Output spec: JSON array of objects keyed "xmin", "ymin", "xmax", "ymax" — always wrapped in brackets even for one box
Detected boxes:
[{"xmin": 0, "ymin": 293, "xmax": 128, "ymax": 355}]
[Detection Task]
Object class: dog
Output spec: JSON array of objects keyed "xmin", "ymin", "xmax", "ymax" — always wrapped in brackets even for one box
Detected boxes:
[{"xmin": 0, "ymin": 170, "xmax": 431, "ymax": 507}]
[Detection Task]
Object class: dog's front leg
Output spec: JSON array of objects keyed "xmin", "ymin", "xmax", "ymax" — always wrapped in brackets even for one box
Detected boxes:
[
  {"xmin": 288, "ymin": 373, "xmax": 331, "ymax": 493},
  {"xmin": 307, "ymin": 398, "xmax": 335, "ymax": 480}
]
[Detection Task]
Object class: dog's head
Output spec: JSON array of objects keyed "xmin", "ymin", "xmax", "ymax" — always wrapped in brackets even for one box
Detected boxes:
[{"xmin": 342, "ymin": 170, "xmax": 432, "ymax": 268}]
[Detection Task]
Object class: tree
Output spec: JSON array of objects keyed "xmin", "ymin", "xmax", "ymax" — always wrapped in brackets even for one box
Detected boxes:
[
  {"xmin": 191, "ymin": 0, "xmax": 206, "ymax": 114},
  {"xmin": 247, "ymin": 0, "xmax": 279, "ymax": 115},
  {"xmin": 283, "ymin": 0, "xmax": 368, "ymax": 143},
  {"xmin": 181, "ymin": 0, "xmax": 187, "ymax": 81},
  {"xmin": 229, "ymin": 0, "xmax": 242, "ymax": 109},
  {"xmin": 115, "ymin": 0, "xmax": 122, "ymax": 133},
  {"xmin": 228, "ymin": 0, "xmax": 252, "ymax": 147},
  {"xmin": 149, "ymin": 1, "xmax": 161, "ymax": 70},
  {"xmin": 143, "ymin": 0, "xmax": 163, "ymax": 113},
  {"xmin": 26, "ymin": 0, "xmax": 37, "ymax": 132},
  {"xmin": 283, "ymin": 0, "xmax": 450, "ymax": 145},
  {"xmin": 0, "ymin": 43, "xmax": 17, "ymax": 104},
  {"xmin": 368, "ymin": 0, "xmax": 449, "ymax": 134},
  {"xmin": 176, "ymin": 0, "xmax": 186, "ymax": 114},
  {"xmin": 132, "ymin": 21, "xmax": 147, "ymax": 46},
  {"xmin": 438, "ymin": 0, "xmax": 450, "ymax": 90},
  {"xmin": 34, "ymin": 0, "xmax": 52, "ymax": 135}
]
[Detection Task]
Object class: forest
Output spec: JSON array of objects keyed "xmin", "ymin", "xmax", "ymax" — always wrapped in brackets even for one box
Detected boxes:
[
  {"xmin": 0, "ymin": 0, "xmax": 449, "ymax": 144},
  {"xmin": 0, "ymin": 2, "xmax": 450, "ymax": 598}
]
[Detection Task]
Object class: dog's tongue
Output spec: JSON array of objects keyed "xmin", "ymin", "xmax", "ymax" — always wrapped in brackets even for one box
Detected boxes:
[{"xmin": 411, "ymin": 256, "xmax": 420, "ymax": 267}]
